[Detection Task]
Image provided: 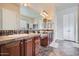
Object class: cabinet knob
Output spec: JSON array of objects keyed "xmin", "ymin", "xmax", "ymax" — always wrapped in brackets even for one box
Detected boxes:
[{"xmin": 21, "ymin": 42, "xmax": 23, "ymax": 44}]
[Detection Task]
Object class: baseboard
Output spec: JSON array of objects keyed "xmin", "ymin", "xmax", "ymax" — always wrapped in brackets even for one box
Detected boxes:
[{"xmin": 64, "ymin": 40, "xmax": 76, "ymax": 43}]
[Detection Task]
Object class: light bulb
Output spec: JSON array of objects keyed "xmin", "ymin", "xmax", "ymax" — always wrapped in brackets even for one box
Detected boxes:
[{"xmin": 23, "ymin": 3, "xmax": 28, "ymax": 6}]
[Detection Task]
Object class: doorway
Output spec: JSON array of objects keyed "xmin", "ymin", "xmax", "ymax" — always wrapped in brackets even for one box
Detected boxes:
[{"xmin": 63, "ymin": 13, "xmax": 75, "ymax": 41}]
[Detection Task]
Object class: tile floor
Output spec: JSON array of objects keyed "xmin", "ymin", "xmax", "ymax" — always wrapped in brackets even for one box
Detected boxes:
[{"xmin": 38, "ymin": 40, "xmax": 79, "ymax": 56}]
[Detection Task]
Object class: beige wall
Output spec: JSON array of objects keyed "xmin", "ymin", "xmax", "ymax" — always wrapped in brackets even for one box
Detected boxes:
[
  {"xmin": 0, "ymin": 4, "xmax": 20, "ymax": 30},
  {"xmin": 0, "ymin": 3, "xmax": 20, "ymax": 13}
]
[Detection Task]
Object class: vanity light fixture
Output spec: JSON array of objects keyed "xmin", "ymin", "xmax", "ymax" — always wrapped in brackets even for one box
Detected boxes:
[
  {"xmin": 40, "ymin": 13, "xmax": 45, "ymax": 18},
  {"xmin": 40, "ymin": 10, "xmax": 48, "ymax": 18},
  {"xmin": 43, "ymin": 10, "xmax": 48, "ymax": 16},
  {"xmin": 23, "ymin": 3, "xmax": 32, "ymax": 8},
  {"xmin": 23, "ymin": 3, "xmax": 28, "ymax": 6}
]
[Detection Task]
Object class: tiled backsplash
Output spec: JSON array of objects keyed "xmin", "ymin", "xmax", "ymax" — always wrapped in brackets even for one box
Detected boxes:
[
  {"xmin": 0, "ymin": 30, "xmax": 29, "ymax": 36},
  {"xmin": 0, "ymin": 29, "xmax": 53, "ymax": 36}
]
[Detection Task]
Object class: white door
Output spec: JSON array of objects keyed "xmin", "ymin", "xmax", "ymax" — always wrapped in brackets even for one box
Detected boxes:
[
  {"xmin": 63, "ymin": 13, "xmax": 75, "ymax": 41},
  {"xmin": 63, "ymin": 14, "xmax": 69, "ymax": 40},
  {"xmin": 69, "ymin": 13, "xmax": 75, "ymax": 41}
]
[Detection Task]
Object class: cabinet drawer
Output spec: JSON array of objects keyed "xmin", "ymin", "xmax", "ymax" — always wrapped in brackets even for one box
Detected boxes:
[
  {"xmin": 25, "ymin": 39, "xmax": 33, "ymax": 56},
  {"xmin": 0, "ymin": 41, "xmax": 20, "ymax": 56}
]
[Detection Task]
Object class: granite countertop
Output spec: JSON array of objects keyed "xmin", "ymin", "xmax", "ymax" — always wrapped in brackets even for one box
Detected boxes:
[{"xmin": 0, "ymin": 33, "xmax": 40, "ymax": 45}]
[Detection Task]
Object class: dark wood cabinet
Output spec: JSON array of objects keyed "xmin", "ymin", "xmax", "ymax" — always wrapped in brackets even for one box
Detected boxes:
[
  {"xmin": 0, "ymin": 41, "xmax": 20, "ymax": 56},
  {"xmin": 0, "ymin": 45, "xmax": 1, "ymax": 56},
  {"xmin": 20, "ymin": 40, "xmax": 24, "ymax": 56},
  {"xmin": 24, "ymin": 36, "xmax": 40, "ymax": 56},
  {"xmin": 0, "ymin": 34, "xmax": 41, "ymax": 56},
  {"xmin": 32, "ymin": 36, "xmax": 40, "ymax": 56},
  {"xmin": 25, "ymin": 39, "xmax": 33, "ymax": 56},
  {"xmin": 35, "ymin": 37, "xmax": 40, "ymax": 55},
  {"xmin": 40, "ymin": 36, "xmax": 48, "ymax": 47}
]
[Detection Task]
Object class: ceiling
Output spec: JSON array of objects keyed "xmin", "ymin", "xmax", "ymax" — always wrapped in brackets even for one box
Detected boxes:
[
  {"xmin": 31, "ymin": 3, "xmax": 56, "ymax": 19},
  {"xmin": 18, "ymin": 3, "xmax": 78, "ymax": 19},
  {"xmin": 31, "ymin": 3, "xmax": 78, "ymax": 12},
  {"xmin": 30, "ymin": 3, "xmax": 78, "ymax": 19},
  {"xmin": 55, "ymin": 3, "xmax": 78, "ymax": 11}
]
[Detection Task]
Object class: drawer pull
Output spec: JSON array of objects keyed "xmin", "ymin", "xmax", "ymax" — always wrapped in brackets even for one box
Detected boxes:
[{"xmin": 21, "ymin": 42, "xmax": 23, "ymax": 44}]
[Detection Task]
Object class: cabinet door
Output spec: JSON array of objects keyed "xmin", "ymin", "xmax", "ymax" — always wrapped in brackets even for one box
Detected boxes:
[
  {"xmin": 41, "ymin": 36, "xmax": 48, "ymax": 47},
  {"xmin": 20, "ymin": 40, "xmax": 24, "ymax": 56},
  {"xmin": 35, "ymin": 37, "xmax": 40, "ymax": 55},
  {"xmin": 0, "ymin": 45, "xmax": 1, "ymax": 56},
  {"xmin": 0, "ymin": 41, "xmax": 20, "ymax": 56},
  {"xmin": 63, "ymin": 13, "xmax": 75, "ymax": 41},
  {"xmin": 25, "ymin": 39, "xmax": 32, "ymax": 56}
]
